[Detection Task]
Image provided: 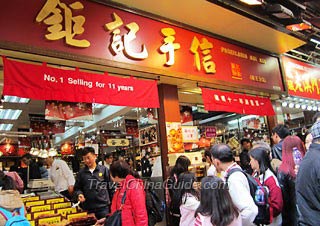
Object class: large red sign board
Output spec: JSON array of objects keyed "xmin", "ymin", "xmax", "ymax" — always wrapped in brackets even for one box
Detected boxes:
[
  {"xmin": 282, "ymin": 56, "xmax": 320, "ymax": 100},
  {"xmin": 3, "ymin": 57, "xmax": 160, "ymax": 108},
  {"xmin": 0, "ymin": 0, "xmax": 283, "ymax": 92},
  {"xmin": 201, "ymin": 88, "xmax": 275, "ymax": 116}
]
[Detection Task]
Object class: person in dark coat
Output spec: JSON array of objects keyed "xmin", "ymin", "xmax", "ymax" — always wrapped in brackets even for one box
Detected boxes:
[
  {"xmin": 296, "ymin": 121, "xmax": 320, "ymax": 226},
  {"xmin": 74, "ymin": 147, "xmax": 111, "ymax": 219},
  {"xmin": 239, "ymin": 138, "xmax": 253, "ymax": 175},
  {"xmin": 271, "ymin": 124, "xmax": 290, "ymax": 161},
  {"xmin": 278, "ymin": 136, "xmax": 306, "ymax": 226}
]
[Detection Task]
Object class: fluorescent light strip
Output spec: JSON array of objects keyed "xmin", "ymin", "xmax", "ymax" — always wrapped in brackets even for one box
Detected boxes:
[
  {"xmin": 0, "ymin": 109, "xmax": 22, "ymax": 120},
  {"xmin": 0, "ymin": 124, "xmax": 13, "ymax": 131},
  {"xmin": 3, "ymin": 96, "xmax": 29, "ymax": 103},
  {"xmin": 310, "ymin": 38, "xmax": 320, "ymax": 45},
  {"xmin": 239, "ymin": 0, "xmax": 263, "ymax": 5}
]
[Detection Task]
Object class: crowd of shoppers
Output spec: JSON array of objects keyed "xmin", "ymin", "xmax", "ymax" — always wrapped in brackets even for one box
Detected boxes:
[{"xmin": 2, "ymin": 114, "xmax": 320, "ymax": 226}]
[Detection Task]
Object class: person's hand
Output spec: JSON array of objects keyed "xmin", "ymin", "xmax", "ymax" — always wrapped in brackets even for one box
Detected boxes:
[
  {"xmin": 68, "ymin": 185, "xmax": 74, "ymax": 195},
  {"xmin": 78, "ymin": 194, "xmax": 85, "ymax": 203},
  {"xmin": 94, "ymin": 217, "xmax": 106, "ymax": 226}
]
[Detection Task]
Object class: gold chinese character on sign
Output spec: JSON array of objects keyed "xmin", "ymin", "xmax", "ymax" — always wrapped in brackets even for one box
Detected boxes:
[
  {"xmin": 36, "ymin": 0, "xmax": 90, "ymax": 48},
  {"xmin": 105, "ymin": 12, "xmax": 148, "ymax": 60},
  {"xmin": 190, "ymin": 37, "xmax": 216, "ymax": 73},
  {"xmin": 231, "ymin": 63, "xmax": 242, "ymax": 80},
  {"xmin": 159, "ymin": 28, "xmax": 181, "ymax": 66}
]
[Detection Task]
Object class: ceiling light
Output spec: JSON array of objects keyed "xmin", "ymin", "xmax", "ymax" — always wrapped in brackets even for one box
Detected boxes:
[
  {"xmin": 0, "ymin": 109, "xmax": 22, "ymax": 120},
  {"xmin": 288, "ymin": 103, "xmax": 294, "ymax": 108},
  {"xmin": 318, "ymin": 106, "xmax": 320, "ymax": 111},
  {"xmin": 239, "ymin": 0, "xmax": 263, "ymax": 5},
  {"xmin": 301, "ymin": 105, "xmax": 306, "ymax": 110},
  {"xmin": 286, "ymin": 22, "xmax": 312, "ymax": 32},
  {"xmin": 266, "ymin": 4, "xmax": 294, "ymax": 19},
  {"xmin": 307, "ymin": 106, "xmax": 313, "ymax": 111},
  {"xmin": 282, "ymin": 101, "xmax": 288, "ymax": 107},
  {"xmin": 0, "ymin": 124, "xmax": 13, "ymax": 131},
  {"xmin": 310, "ymin": 38, "xmax": 320, "ymax": 45},
  {"xmin": 313, "ymin": 106, "xmax": 318, "ymax": 111},
  {"xmin": 3, "ymin": 96, "xmax": 29, "ymax": 103},
  {"xmin": 295, "ymin": 103, "xmax": 301, "ymax": 108}
]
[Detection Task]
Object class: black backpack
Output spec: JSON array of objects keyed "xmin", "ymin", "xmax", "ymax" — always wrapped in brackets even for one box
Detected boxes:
[
  {"xmin": 226, "ymin": 168, "xmax": 270, "ymax": 225},
  {"xmin": 145, "ymin": 183, "xmax": 165, "ymax": 226}
]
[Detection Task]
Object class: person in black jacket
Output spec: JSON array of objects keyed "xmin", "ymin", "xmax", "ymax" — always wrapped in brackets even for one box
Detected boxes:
[
  {"xmin": 271, "ymin": 124, "xmax": 290, "ymax": 161},
  {"xmin": 296, "ymin": 121, "xmax": 320, "ymax": 226},
  {"xmin": 239, "ymin": 138, "xmax": 253, "ymax": 175},
  {"xmin": 74, "ymin": 147, "xmax": 111, "ymax": 219}
]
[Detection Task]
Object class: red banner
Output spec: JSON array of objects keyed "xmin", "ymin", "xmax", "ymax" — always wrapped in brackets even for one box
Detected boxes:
[
  {"xmin": 0, "ymin": 0, "xmax": 283, "ymax": 92},
  {"xmin": 282, "ymin": 56, "xmax": 320, "ymax": 100},
  {"xmin": 45, "ymin": 101, "xmax": 93, "ymax": 121},
  {"xmin": 201, "ymin": 88, "xmax": 275, "ymax": 116},
  {"xmin": 3, "ymin": 58, "xmax": 159, "ymax": 108}
]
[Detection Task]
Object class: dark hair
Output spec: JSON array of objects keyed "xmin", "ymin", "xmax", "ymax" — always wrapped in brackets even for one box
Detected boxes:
[
  {"xmin": 0, "ymin": 171, "xmax": 16, "ymax": 190},
  {"xmin": 204, "ymin": 150, "xmax": 211, "ymax": 159},
  {"xmin": 312, "ymin": 112, "xmax": 320, "ymax": 123},
  {"xmin": 104, "ymin": 153, "xmax": 113, "ymax": 160},
  {"xmin": 272, "ymin": 124, "xmax": 290, "ymax": 139},
  {"xmin": 195, "ymin": 176, "xmax": 239, "ymax": 226},
  {"xmin": 21, "ymin": 153, "xmax": 32, "ymax": 160},
  {"xmin": 170, "ymin": 155, "xmax": 191, "ymax": 177},
  {"xmin": 210, "ymin": 144, "xmax": 234, "ymax": 163},
  {"xmin": 249, "ymin": 147, "xmax": 271, "ymax": 175},
  {"xmin": 177, "ymin": 172, "xmax": 199, "ymax": 206},
  {"xmin": 110, "ymin": 160, "xmax": 140, "ymax": 179},
  {"xmin": 82, "ymin": 147, "xmax": 95, "ymax": 156},
  {"xmin": 240, "ymin": 138, "xmax": 251, "ymax": 146}
]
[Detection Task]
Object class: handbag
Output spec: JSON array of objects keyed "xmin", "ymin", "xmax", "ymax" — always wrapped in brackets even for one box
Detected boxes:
[{"xmin": 104, "ymin": 191, "xmax": 127, "ymax": 226}]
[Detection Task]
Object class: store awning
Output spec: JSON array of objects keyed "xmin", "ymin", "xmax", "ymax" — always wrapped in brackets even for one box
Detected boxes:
[{"xmin": 201, "ymin": 88, "xmax": 275, "ymax": 116}]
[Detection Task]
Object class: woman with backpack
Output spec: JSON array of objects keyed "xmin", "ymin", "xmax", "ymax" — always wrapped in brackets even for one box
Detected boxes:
[
  {"xmin": 166, "ymin": 155, "xmax": 191, "ymax": 226},
  {"xmin": 0, "ymin": 170, "xmax": 29, "ymax": 226},
  {"xmin": 249, "ymin": 146, "xmax": 283, "ymax": 226},
  {"xmin": 277, "ymin": 136, "xmax": 306, "ymax": 226},
  {"xmin": 194, "ymin": 176, "xmax": 241, "ymax": 226},
  {"xmin": 175, "ymin": 172, "xmax": 200, "ymax": 226}
]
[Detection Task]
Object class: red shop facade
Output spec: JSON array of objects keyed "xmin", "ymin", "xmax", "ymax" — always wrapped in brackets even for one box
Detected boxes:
[{"xmin": 0, "ymin": 0, "xmax": 285, "ymax": 179}]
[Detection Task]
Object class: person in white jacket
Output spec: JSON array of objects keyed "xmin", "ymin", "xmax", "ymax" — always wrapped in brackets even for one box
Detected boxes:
[
  {"xmin": 176, "ymin": 172, "xmax": 200, "ymax": 226},
  {"xmin": 211, "ymin": 144, "xmax": 258, "ymax": 226}
]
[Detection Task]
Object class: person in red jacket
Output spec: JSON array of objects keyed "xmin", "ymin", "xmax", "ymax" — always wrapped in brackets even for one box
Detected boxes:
[
  {"xmin": 250, "ymin": 146, "xmax": 283, "ymax": 226},
  {"xmin": 95, "ymin": 160, "xmax": 148, "ymax": 226}
]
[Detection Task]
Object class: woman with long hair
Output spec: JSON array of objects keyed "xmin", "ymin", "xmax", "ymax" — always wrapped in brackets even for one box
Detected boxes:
[
  {"xmin": 174, "ymin": 172, "xmax": 200, "ymax": 226},
  {"xmin": 166, "ymin": 155, "xmax": 191, "ymax": 226},
  {"xmin": 249, "ymin": 147, "xmax": 283, "ymax": 226},
  {"xmin": 278, "ymin": 135, "xmax": 306, "ymax": 226},
  {"xmin": 194, "ymin": 176, "xmax": 241, "ymax": 226}
]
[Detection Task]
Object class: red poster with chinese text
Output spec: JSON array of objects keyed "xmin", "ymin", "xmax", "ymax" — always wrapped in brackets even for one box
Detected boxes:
[
  {"xmin": 3, "ymin": 58, "xmax": 160, "ymax": 108},
  {"xmin": 282, "ymin": 56, "xmax": 320, "ymax": 100},
  {"xmin": 201, "ymin": 88, "xmax": 275, "ymax": 116}
]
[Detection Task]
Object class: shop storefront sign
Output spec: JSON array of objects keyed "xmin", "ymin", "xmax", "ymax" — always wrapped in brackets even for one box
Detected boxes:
[
  {"xmin": 0, "ymin": 0, "xmax": 283, "ymax": 92},
  {"xmin": 3, "ymin": 57, "xmax": 160, "ymax": 108},
  {"xmin": 282, "ymin": 56, "xmax": 320, "ymax": 100},
  {"xmin": 201, "ymin": 88, "xmax": 275, "ymax": 116},
  {"xmin": 107, "ymin": 138, "xmax": 130, "ymax": 146},
  {"xmin": 181, "ymin": 126, "xmax": 199, "ymax": 143}
]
